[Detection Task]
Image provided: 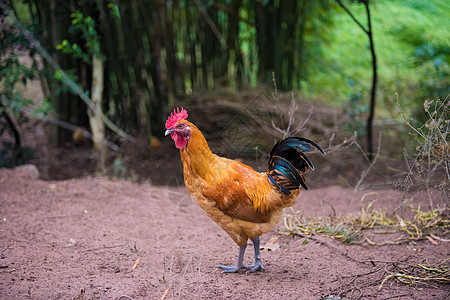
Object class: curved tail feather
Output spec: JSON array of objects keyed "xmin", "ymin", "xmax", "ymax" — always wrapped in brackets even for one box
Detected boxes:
[{"xmin": 267, "ymin": 137, "xmax": 324, "ymax": 194}]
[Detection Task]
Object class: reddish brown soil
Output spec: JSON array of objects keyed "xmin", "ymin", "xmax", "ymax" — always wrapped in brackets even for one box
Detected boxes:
[{"xmin": 0, "ymin": 168, "xmax": 448, "ymax": 299}]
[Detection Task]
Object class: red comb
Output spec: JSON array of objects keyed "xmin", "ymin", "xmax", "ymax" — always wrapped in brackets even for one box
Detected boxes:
[{"xmin": 165, "ymin": 107, "xmax": 188, "ymax": 129}]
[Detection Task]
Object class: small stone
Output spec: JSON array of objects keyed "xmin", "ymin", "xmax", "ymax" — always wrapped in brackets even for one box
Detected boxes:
[{"xmin": 13, "ymin": 164, "xmax": 39, "ymax": 180}]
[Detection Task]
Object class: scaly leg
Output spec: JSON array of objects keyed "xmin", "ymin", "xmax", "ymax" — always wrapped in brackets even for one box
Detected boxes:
[
  {"xmin": 216, "ymin": 243, "xmax": 247, "ymax": 273},
  {"xmin": 245, "ymin": 236, "xmax": 265, "ymax": 272}
]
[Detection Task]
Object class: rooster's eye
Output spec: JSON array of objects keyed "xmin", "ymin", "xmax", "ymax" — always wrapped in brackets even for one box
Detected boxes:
[{"xmin": 178, "ymin": 124, "xmax": 183, "ymax": 128}]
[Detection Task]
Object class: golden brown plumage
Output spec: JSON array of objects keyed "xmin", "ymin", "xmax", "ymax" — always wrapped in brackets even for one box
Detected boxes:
[{"xmin": 165, "ymin": 107, "xmax": 323, "ymax": 273}]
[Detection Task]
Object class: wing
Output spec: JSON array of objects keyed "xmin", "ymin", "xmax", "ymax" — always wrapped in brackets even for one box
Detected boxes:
[{"xmin": 200, "ymin": 157, "xmax": 274, "ymax": 223}]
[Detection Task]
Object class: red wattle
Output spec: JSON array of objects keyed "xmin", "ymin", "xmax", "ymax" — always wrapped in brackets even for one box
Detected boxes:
[{"xmin": 172, "ymin": 133, "xmax": 187, "ymax": 149}]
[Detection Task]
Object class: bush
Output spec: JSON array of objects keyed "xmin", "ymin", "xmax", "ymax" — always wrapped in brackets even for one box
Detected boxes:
[{"xmin": 397, "ymin": 95, "xmax": 449, "ymax": 201}]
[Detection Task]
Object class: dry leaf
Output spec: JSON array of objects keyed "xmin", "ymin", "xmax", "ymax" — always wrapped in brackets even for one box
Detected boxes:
[
  {"xmin": 426, "ymin": 236, "xmax": 438, "ymax": 245},
  {"xmin": 133, "ymin": 257, "xmax": 141, "ymax": 269},
  {"xmin": 161, "ymin": 289, "xmax": 168, "ymax": 300},
  {"xmin": 267, "ymin": 236, "xmax": 279, "ymax": 243},
  {"xmin": 261, "ymin": 236, "xmax": 280, "ymax": 251}
]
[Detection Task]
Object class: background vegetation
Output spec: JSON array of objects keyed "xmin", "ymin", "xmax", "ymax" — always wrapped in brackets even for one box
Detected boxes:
[{"xmin": 0, "ymin": 0, "xmax": 449, "ymax": 173}]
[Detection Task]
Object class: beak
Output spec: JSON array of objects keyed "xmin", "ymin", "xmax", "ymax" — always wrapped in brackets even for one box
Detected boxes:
[{"xmin": 165, "ymin": 129, "xmax": 174, "ymax": 136}]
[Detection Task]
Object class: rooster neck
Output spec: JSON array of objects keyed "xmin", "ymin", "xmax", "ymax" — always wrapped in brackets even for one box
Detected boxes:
[{"xmin": 179, "ymin": 122, "xmax": 216, "ymax": 179}]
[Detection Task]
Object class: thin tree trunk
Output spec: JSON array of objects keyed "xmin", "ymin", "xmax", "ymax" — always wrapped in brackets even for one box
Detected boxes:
[
  {"xmin": 364, "ymin": 0, "xmax": 377, "ymax": 161},
  {"xmin": 88, "ymin": 54, "xmax": 105, "ymax": 152},
  {"xmin": 336, "ymin": 0, "xmax": 377, "ymax": 161}
]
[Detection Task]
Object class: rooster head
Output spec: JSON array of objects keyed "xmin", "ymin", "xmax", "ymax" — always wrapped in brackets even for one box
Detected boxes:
[{"xmin": 165, "ymin": 107, "xmax": 191, "ymax": 149}]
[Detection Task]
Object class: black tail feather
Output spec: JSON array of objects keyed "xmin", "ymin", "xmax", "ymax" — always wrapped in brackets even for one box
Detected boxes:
[{"xmin": 267, "ymin": 137, "xmax": 324, "ymax": 194}]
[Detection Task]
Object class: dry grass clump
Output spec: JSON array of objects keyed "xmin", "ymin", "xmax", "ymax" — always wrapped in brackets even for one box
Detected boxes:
[
  {"xmin": 379, "ymin": 258, "xmax": 450, "ymax": 289},
  {"xmin": 283, "ymin": 202, "xmax": 449, "ymax": 246},
  {"xmin": 285, "ymin": 203, "xmax": 449, "ymax": 293}
]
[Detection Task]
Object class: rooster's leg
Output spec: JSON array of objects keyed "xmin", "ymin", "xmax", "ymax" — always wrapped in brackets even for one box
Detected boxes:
[
  {"xmin": 216, "ymin": 243, "xmax": 247, "ymax": 273},
  {"xmin": 245, "ymin": 236, "xmax": 265, "ymax": 272}
]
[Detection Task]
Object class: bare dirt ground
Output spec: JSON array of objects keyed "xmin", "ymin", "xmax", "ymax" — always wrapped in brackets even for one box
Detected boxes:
[
  {"xmin": 1, "ymin": 88, "xmax": 448, "ymax": 299},
  {"xmin": 0, "ymin": 167, "xmax": 448, "ymax": 300}
]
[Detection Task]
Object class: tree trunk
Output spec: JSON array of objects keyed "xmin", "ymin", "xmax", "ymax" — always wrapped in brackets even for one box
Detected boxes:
[
  {"xmin": 336, "ymin": 0, "xmax": 377, "ymax": 160},
  {"xmin": 88, "ymin": 54, "xmax": 105, "ymax": 152},
  {"xmin": 364, "ymin": 0, "xmax": 377, "ymax": 161}
]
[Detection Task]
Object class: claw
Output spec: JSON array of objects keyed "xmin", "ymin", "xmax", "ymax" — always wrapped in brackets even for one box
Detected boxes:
[
  {"xmin": 216, "ymin": 264, "xmax": 245, "ymax": 273},
  {"xmin": 217, "ymin": 244, "xmax": 247, "ymax": 273},
  {"xmin": 245, "ymin": 261, "xmax": 265, "ymax": 273},
  {"xmin": 217, "ymin": 237, "xmax": 266, "ymax": 274},
  {"xmin": 245, "ymin": 236, "xmax": 265, "ymax": 273}
]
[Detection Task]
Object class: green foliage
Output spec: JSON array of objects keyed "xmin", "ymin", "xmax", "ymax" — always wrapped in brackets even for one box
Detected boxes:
[
  {"xmin": 0, "ymin": 92, "xmax": 32, "ymax": 118},
  {"xmin": 56, "ymin": 10, "xmax": 104, "ymax": 63},
  {"xmin": 0, "ymin": 41, "xmax": 37, "ymax": 117},
  {"xmin": 31, "ymin": 99, "xmax": 52, "ymax": 117},
  {"xmin": 107, "ymin": 2, "xmax": 120, "ymax": 20},
  {"xmin": 0, "ymin": 141, "xmax": 35, "ymax": 168},
  {"xmin": 342, "ymin": 79, "xmax": 368, "ymax": 135},
  {"xmin": 0, "ymin": 7, "xmax": 51, "ymax": 116},
  {"xmin": 412, "ymin": 43, "xmax": 450, "ymax": 114},
  {"xmin": 0, "ymin": 7, "xmax": 50, "ymax": 168},
  {"xmin": 1, "ymin": 53, "xmax": 36, "ymax": 89},
  {"xmin": 309, "ymin": 0, "xmax": 450, "ymax": 117},
  {"xmin": 53, "ymin": 68, "xmax": 86, "ymax": 97},
  {"xmin": 6, "ymin": 0, "xmax": 449, "ymax": 145},
  {"xmin": 56, "ymin": 39, "xmax": 89, "ymax": 63},
  {"xmin": 112, "ymin": 155, "xmax": 127, "ymax": 179}
]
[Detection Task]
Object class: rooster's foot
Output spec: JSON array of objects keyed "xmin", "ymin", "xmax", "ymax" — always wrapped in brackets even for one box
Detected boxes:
[
  {"xmin": 216, "ymin": 264, "xmax": 245, "ymax": 273},
  {"xmin": 245, "ymin": 261, "xmax": 265, "ymax": 273},
  {"xmin": 245, "ymin": 236, "xmax": 265, "ymax": 273},
  {"xmin": 217, "ymin": 243, "xmax": 247, "ymax": 273}
]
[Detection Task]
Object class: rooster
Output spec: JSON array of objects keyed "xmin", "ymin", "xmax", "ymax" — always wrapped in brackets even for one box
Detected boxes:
[{"xmin": 165, "ymin": 107, "xmax": 324, "ymax": 273}]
